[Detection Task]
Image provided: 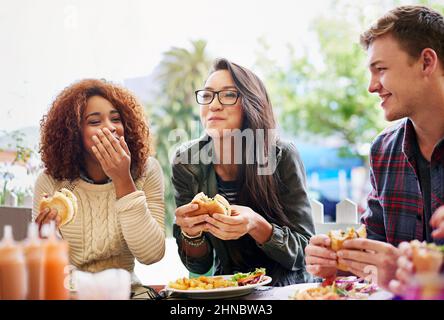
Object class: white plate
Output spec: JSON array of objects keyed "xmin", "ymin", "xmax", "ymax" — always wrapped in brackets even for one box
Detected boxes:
[
  {"xmin": 165, "ymin": 275, "xmax": 272, "ymax": 299},
  {"xmin": 273, "ymin": 282, "xmax": 394, "ymax": 300}
]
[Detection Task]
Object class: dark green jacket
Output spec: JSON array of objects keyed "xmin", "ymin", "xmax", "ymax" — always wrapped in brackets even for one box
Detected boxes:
[{"xmin": 172, "ymin": 135, "xmax": 315, "ymax": 286}]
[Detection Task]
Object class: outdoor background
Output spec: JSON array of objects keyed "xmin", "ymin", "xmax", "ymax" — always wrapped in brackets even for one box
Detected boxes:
[{"xmin": 1, "ymin": 0, "xmax": 443, "ymax": 237}]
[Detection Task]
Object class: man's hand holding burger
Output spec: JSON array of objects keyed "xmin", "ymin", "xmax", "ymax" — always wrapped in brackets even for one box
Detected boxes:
[{"xmin": 304, "ymin": 235, "xmax": 338, "ymax": 279}]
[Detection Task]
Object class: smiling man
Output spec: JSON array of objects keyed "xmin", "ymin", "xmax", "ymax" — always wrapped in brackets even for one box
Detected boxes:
[{"xmin": 304, "ymin": 5, "xmax": 444, "ymax": 290}]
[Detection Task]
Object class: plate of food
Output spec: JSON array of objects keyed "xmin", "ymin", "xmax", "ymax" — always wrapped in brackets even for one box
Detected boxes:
[
  {"xmin": 273, "ymin": 276, "xmax": 393, "ymax": 300},
  {"xmin": 165, "ymin": 268, "xmax": 272, "ymax": 299}
]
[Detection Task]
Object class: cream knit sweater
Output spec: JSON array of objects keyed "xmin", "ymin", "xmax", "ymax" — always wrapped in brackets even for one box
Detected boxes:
[{"xmin": 32, "ymin": 157, "xmax": 165, "ymax": 285}]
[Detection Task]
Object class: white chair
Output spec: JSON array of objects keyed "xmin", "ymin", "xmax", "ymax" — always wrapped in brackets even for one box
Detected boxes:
[{"xmin": 311, "ymin": 198, "xmax": 361, "ymax": 234}]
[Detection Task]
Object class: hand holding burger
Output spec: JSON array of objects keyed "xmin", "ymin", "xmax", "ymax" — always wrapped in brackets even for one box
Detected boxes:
[
  {"xmin": 177, "ymin": 192, "xmax": 273, "ymax": 244},
  {"xmin": 328, "ymin": 225, "xmax": 367, "ymax": 271},
  {"xmin": 389, "ymin": 240, "xmax": 444, "ymax": 295},
  {"xmin": 175, "ymin": 192, "xmax": 232, "ymax": 240},
  {"xmin": 304, "ymin": 225, "xmax": 367, "ymax": 279},
  {"xmin": 190, "ymin": 192, "xmax": 232, "ymax": 216},
  {"xmin": 36, "ymin": 188, "xmax": 78, "ymax": 231}
]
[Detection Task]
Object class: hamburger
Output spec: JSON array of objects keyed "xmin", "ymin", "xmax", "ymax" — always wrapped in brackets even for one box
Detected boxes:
[
  {"xmin": 39, "ymin": 188, "xmax": 78, "ymax": 227},
  {"xmin": 328, "ymin": 225, "xmax": 367, "ymax": 271},
  {"xmin": 189, "ymin": 192, "xmax": 231, "ymax": 216},
  {"xmin": 410, "ymin": 240, "xmax": 443, "ymax": 274}
]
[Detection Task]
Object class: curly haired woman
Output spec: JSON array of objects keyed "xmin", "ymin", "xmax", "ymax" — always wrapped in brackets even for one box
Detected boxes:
[{"xmin": 32, "ymin": 79, "xmax": 165, "ymax": 290}]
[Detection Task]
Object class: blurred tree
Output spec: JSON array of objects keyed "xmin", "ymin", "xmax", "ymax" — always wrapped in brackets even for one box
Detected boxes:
[
  {"xmin": 257, "ymin": 1, "xmax": 386, "ymax": 162},
  {"xmin": 257, "ymin": 0, "xmax": 443, "ymax": 160},
  {"xmin": 416, "ymin": 0, "xmax": 444, "ymax": 11},
  {"xmin": 0, "ymin": 130, "xmax": 35, "ymax": 205},
  {"xmin": 147, "ymin": 40, "xmax": 211, "ymax": 236},
  {"xmin": 255, "ymin": 0, "xmax": 443, "ymax": 205}
]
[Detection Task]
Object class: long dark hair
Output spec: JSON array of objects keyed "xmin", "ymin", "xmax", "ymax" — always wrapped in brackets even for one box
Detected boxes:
[{"xmin": 210, "ymin": 58, "xmax": 294, "ymax": 229}]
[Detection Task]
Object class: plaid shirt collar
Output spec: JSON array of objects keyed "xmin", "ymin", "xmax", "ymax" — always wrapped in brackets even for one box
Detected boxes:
[
  {"xmin": 402, "ymin": 118, "xmax": 444, "ymax": 164},
  {"xmin": 401, "ymin": 118, "xmax": 416, "ymax": 161}
]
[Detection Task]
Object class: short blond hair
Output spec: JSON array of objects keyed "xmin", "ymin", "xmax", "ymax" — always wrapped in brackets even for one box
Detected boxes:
[{"xmin": 360, "ymin": 5, "xmax": 444, "ymax": 65}]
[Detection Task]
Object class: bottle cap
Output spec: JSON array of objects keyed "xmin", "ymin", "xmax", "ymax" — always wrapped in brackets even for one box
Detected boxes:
[
  {"xmin": 40, "ymin": 224, "xmax": 50, "ymax": 238},
  {"xmin": 2, "ymin": 225, "xmax": 14, "ymax": 243},
  {"xmin": 48, "ymin": 221, "xmax": 57, "ymax": 239},
  {"xmin": 27, "ymin": 222, "xmax": 40, "ymax": 242}
]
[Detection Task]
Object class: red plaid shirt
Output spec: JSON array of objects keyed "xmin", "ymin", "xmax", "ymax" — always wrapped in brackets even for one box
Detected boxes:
[{"xmin": 361, "ymin": 118, "xmax": 444, "ymax": 246}]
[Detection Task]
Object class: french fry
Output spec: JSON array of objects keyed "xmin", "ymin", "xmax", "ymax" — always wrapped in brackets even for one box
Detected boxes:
[{"xmin": 168, "ymin": 275, "xmax": 237, "ymax": 290}]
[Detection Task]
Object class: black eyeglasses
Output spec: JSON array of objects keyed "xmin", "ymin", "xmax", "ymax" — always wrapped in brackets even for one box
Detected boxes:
[{"xmin": 195, "ymin": 90, "xmax": 240, "ymax": 106}]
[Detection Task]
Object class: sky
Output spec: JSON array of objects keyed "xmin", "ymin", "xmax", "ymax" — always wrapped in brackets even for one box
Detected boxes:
[{"xmin": 0, "ymin": 0, "xmax": 414, "ymax": 132}]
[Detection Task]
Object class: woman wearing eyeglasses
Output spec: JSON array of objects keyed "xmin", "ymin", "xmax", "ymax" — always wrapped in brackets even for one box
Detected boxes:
[{"xmin": 172, "ymin": 58, "xmax": 315, "ymax": 286}]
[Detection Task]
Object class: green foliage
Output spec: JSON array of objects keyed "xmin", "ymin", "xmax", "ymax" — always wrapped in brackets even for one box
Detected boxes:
[
  {"xmin": 416, "ymin": 0, "xmax": 444, "ymax": 11},
  {"xmin": 0, "ymin": 130, "xmax": 33, "ymax": 165},
  {"xmin": 0, "ymin": 130, "xmax": 35, "ymax": 206},
  {"xmin": 257, "ymin": 1, "xmax": 390, "ymax": 161},
  {"xmin": 257, "ymin": 0, "xmax": 443, "ymax": 161},
  {"xmin": 146, "ymin": 1, "xmax": 444, "ymax": 235},
  {"xmin": 148, "ymin": 40, "xmax": 211, "ymax": 236}
]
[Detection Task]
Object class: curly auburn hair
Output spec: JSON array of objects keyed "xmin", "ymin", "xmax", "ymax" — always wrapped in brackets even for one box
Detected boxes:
[{"xmin": 40, "ymin": 79, "xmax": 151, "ymax": 181}]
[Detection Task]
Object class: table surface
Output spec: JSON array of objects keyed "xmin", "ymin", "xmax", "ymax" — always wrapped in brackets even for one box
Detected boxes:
[
  {"xmin": 133, "ymin": 285, "xmax": 283, "ymax": 300},
  {"xmin": 135, "ymin": 283, "xmax": 396, "ymax": 300}
]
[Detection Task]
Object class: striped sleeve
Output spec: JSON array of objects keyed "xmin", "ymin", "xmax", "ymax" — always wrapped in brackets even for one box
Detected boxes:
[{"xmin": 116, "ymin": 157, "xmax": 166, "ymax": 265}]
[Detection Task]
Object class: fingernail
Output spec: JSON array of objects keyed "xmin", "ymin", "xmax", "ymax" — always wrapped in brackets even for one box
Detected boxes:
[
  {"xmin": 330, "ymin": 253, "xmax": 337, "ymax": 259},
  {"xmin": 190, "ymin": 204, "xmax": 198, "ymax": 209},
  {"xmin": 337, "ymin": 252, "xmax": 343, "ymax": 258}
]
